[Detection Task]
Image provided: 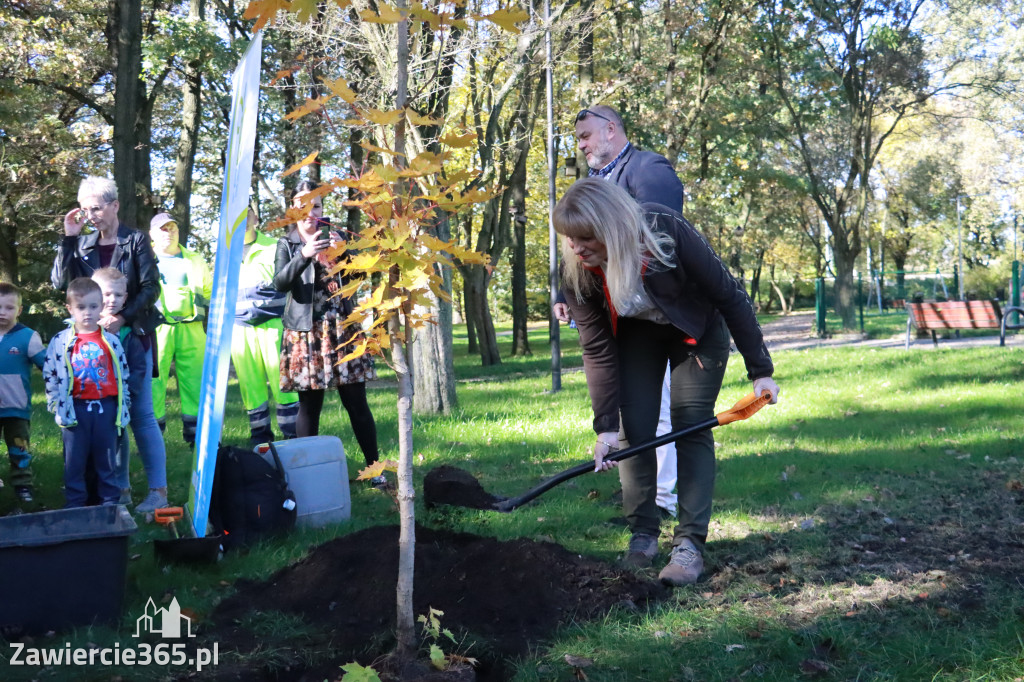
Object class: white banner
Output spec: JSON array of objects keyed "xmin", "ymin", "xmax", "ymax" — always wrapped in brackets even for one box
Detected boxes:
[{"xmin": 188, "ymin": 32, "xmax": 264, "ymax": 537}]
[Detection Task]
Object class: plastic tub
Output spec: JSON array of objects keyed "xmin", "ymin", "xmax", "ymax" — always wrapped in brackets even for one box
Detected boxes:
[{"xmin": 0, "ymin": 505, "xmax": 137, "ymax": 634}]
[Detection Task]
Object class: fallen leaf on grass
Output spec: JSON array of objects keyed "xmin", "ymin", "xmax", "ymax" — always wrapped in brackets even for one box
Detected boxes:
[
  {"xmin": 564, "ymin": 654, "xmax": 593, "ymax": 668},
  {"xmin": 800, "ymin": 659, "xmax": 830, "ymax": 675},
  {"xmin": 1007, "ymin": 480, "xmax": 1023, "ymax": 491},
  {"xmin": 844, "ymin": 410, "xmax": 859, "ymax": 417},
  {"xmin": 725, "ymin": 644, "xmax": 746, "ymax": 653}
]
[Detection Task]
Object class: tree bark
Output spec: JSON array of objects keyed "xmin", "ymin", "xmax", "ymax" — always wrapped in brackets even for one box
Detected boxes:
[
  {"xmin": 112, "ymin": 0, "xmax": 144, "ymax": 227},
  {"xmin": 413, "ymin": 210, "xmax": 458, "ymax": 414},
  {"xmin": 462, "ymin": 266, "xmax": 500, "ymax": 366},
  {"xmin": 173, "ymin": 0, "xmax": 205, "ymax": 244}
]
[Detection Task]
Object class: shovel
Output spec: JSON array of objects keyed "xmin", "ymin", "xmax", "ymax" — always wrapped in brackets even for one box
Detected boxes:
[
  {"xmin": 152, "ymin": 506, "xmax": 222, "ymax": 564},
  {"xmin": 424, "ymin": 391, "xmax": 772, "ymax": 513}
]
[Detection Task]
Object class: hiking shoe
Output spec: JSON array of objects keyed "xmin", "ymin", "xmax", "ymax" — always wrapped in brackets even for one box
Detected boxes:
[
  {"xmin": 659, "ymin": 538, "xmax": 704, "ymax": 586},
  {"xmin": 14, "ymin": 486, "xmax": 33, "ymax": 503},
  {"xmin": 369, "ymin": 475, "xmax": 388, "ymax": 489},
  {"xmin": 118, "ymin": 489, "xmax": 133, "ymax": 507},
  {"xmin": 623, "ymin": 532, "xmax": 659, "ymax": 568},
  {"xmin": 135, "ymin": 489, "xmax": 169, "ymax": 514}
]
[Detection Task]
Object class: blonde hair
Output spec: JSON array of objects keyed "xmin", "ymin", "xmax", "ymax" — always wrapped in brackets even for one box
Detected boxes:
[
  {"xmin": 554, "ymin": 178, "xmax": 674, "ymax": 311},
  {"xmin": 91, "ymin": 267, "xmax": 126, "ymax": 288}
]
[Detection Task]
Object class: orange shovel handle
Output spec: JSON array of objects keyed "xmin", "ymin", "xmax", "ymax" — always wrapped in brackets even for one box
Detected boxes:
[
  {"xmin": 715, "ymin": 391, "xmax": 772, "ymax": 426},
  {"xmin": 153, "ymin": 507, "xmax": 184, "ymax": 526}
]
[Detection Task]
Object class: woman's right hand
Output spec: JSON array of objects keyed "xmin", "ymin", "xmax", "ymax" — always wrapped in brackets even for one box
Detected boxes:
[
  {"xmin": 593, "ymin": 432, "xmax": 621, "ymax": 472},
  {"xmin": 63, "ymin": 208, "xmax": 86, "ymax": 236},
  {"xmin": 300, "ymin": 237, "xmax": 330, "ymax": 259}
]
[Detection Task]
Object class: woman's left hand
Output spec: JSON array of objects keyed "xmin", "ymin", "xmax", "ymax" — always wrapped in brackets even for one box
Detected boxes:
[{"xmin": 753, "ymin": 376, "xmax": 780, "ymax": 404}]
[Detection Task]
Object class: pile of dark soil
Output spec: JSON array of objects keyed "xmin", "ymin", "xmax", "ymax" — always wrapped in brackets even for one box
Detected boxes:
[{"xmin": 207, "ymin": 525, "xmax": 666, "ymax": 681}]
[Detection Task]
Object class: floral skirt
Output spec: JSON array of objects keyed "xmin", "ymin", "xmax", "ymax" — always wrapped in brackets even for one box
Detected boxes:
[{"xmin": 280, "ymin": 316, "xmax": 376, "ymax": 392}]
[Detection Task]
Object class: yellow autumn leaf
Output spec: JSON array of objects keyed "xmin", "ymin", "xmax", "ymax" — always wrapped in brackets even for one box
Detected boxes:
[
  {"xmin": 439, "ymin": 132, "xmax": 476, "ymax": 148},
  {"xmin": 442, "ymin": 168, "xmax": 479, "ymax": 185},
  {"xmin": 406, "ymin": 109, "xmax": 444, "ymax": 126},
  {"xmin": 269, "ymin": 67, "xmax": 297, "ymax": 86},
  {"xmin": 361, "ymin": 108, "xmax": 404, "ymax": 126},
  {"xmin": 322, "ymin": 77, "xmax": 358, "ymax": 104},
  {"xmin": 379, "ymin": 294, "xmax": 406, "ymax": 312},
  {"xmin": 290, "ymin": 0, "xmax": 317, "ymax": 22},
  {"xmin": 406, "ymin": 152, "xmax": 444, "ymax": 175},
  {"xmin": 418, "ymin": 233, "xmax": 450, "ymax": 253},
  {"xmin": 282, "ymin": 151, "xmax": 318, "ymax": 177},
  {"xmin": 359, "ymin": 140, "xmax": 404, "ymax": 157},
  {"xmin": 331, "ymin": 0, "xmax": 352, "ymax": 9},
  {"xmin": 448, "ymin": 243, "xmax": 490, "ymax": 265},
  {"xmin": 284, "ymin": 94, "xmax": 332, "ymax": 121},
  {"xmin": 346, "ymin": 252, "xmax": 383, "ymax": 272},
  {"xmin": 358, "ymin": 3, "xmax": 405, "ymax": 23},
  {"xmin": 481, "ymin": 8, "xmax": 528, "ymax": 33},
  {"xmin": 242, "ymin": 0, "xmax": 289, "ymax": 31}
]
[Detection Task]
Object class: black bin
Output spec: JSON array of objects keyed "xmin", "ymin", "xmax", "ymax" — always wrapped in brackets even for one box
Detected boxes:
[{"xmin": 0, "ymin": 505, "xmax": 137, "ymax": 634}]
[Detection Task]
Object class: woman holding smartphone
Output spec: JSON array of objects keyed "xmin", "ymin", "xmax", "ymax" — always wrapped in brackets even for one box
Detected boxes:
[{"xmin": 273, "ymin": 181, "xmax": 384, "ymax": 486}]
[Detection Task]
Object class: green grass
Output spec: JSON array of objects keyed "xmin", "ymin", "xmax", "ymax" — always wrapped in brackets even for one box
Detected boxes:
[{"xmin": 3, "ymin": 325, "xmax": 1024, "ymax": 681}]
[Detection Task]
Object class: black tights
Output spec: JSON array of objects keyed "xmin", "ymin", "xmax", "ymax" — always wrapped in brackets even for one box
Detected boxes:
[{"xmin": 296, "ymin": 383, "xmax": 379, "ymax": 465}]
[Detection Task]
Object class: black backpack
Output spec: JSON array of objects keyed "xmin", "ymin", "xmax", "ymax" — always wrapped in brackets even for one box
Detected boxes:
[{"xmin": 209, "ymin": 444, "xmax": 297, "ymax": 551}]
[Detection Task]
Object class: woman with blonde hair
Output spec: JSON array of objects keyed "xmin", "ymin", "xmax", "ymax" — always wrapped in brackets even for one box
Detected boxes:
[{"xmin": 555, "ymin": 178, "xmax": 779, "ymax": 586}]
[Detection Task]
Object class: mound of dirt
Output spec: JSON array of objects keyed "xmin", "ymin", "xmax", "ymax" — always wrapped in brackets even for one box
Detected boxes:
[{"xmin": 208, "ymin": 525, "xmax": 666, "ymax": 681}]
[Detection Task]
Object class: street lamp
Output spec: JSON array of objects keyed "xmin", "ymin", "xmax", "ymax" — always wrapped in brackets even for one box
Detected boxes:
[{"xmin": 955, "ymin": 195, "xmax": 965, "ymax": 301}]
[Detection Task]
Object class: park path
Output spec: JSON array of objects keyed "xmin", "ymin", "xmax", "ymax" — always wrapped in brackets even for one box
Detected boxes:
[{"xmin": 760, "ymin": 310, "xmax": 1024, "ymax": 351}]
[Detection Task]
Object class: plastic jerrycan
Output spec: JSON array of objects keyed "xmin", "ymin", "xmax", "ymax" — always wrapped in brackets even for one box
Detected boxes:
[{"xmin": 258, "ymin": 436, "xmax": 352, "ymax": 527}]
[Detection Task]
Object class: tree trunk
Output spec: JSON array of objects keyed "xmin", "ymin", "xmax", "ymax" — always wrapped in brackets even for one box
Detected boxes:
[
  {"xmin": 413, "ymin": 210, "xmax": 458, "ymax": 414},
  {"xmin": 462, "ymin": 266, "xmax": 500, "ymax": 366},
  {"xmin": 392, "ymin": 0, "xmax": 416, "ymax": 662},
  {"xmin": 509, "ymin": 81, "xmax": 539, "ymax": 358},
  {"xmin": 173, "ymin": 0, "xmax": 205, "ymax": 244},
  {"xmin": 112, "ymin": 0, "xmax": 143, "ymax": 227}
]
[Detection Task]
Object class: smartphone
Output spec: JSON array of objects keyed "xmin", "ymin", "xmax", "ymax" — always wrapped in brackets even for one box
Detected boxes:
[{"xmin": 320, "ymin": 217, "xmax": 332, "ymax": 241}]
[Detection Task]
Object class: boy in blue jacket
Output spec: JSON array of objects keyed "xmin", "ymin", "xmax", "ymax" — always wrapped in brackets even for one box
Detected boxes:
[{"xmin": 0, "ymin": 283, "xmax": 47, "ymax": 504}]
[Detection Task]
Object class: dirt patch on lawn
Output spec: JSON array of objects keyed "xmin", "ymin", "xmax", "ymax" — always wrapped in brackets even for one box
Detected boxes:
[{"xmin": 205, "ymin": 525, "xmax": 666, "ymax": 681}]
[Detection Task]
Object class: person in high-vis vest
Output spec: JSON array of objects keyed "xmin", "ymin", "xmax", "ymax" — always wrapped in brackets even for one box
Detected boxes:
[
  {"xmin": 149, "ymin": 213, "xmax": 211, "ymax": 448},
  {"xmin": 231, "ymin": 206, "xmax": 298, "ymax": 445}
]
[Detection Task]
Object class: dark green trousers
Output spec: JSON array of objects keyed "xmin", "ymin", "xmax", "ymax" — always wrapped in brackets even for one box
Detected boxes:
[{"xmin": 615, "ymin": 316, "xmax": 730, "ymax": 549}]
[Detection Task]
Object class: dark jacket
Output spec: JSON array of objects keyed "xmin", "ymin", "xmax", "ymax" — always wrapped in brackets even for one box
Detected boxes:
[
  {"xmin": 273, "ymin": 231, "xmax": 353, "ymax": 332},
  {"xmin": 564, "ymin": 204, "xmax": 774, "ymax": 434},
  {"xmin": 51, "ymin": 223, "xmax": 162, "ymax": 336},
  {"xmin": 556, "ymin": 144, "xmax": 684, "ymax": 307},
  {"xmin": 606, "ymin": 145, "xmax": 683, "ymax": 213}
]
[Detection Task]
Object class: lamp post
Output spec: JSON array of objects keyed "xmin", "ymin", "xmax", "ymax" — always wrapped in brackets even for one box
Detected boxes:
[
  {"xmin": 544, "ymin": 0, "xmax": 560, "ymax": 393},
  {"xmin": 956, "ymin": 195, "xmax": 965, "ymax": 301}
]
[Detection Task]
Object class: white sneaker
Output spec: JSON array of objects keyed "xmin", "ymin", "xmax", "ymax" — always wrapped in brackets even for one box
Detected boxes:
[{"xmin": 135, "ymin": 490, "xmax": 168, "ymax": 513}]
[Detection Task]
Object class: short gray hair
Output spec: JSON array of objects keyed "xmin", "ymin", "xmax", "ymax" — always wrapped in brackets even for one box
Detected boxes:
[{"xmin": 78, "ymin": 176, "xmax": 118, "ymax": 205}]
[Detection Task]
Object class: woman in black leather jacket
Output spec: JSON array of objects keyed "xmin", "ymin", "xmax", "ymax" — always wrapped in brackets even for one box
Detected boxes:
[{"xmin": 273, "ymin": 181, "xmax": 382, "ymax": 482}]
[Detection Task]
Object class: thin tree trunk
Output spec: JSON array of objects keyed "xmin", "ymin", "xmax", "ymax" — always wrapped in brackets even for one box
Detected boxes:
[
  {"xmin": 392, "ymin": 0, "xmax": 416, "ymax": 662},
  {"xmin": 173, "ymin": 0, "xmax": 205, "ymax": 244},
  {"xmin": 112, "ymin": 0, "xmax": 143, "ymax": 227}
]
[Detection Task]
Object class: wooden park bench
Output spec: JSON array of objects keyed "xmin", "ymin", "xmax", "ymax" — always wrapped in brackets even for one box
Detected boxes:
[{"xmin": 905, "ymin": 300, "xmax": 1024, "ymax": 349}]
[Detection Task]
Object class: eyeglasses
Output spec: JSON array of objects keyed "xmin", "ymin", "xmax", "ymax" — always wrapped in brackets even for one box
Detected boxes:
[
  {"xmin": 575, "ymin": 109, "xmax": 613, "ymax": 124},
  {"xmin": 82, "ymin": 201, "xmax": 113, "ymax": 215}
]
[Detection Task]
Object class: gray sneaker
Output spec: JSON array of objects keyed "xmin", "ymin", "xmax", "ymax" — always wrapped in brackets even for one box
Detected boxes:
[
  {"xmin": 118, "ymin": 489, "xmax": 133, "ymax": 507},
  {"xmin": 135, "ymin": 489, "xmax": 168, "ymax": 514},
  {"xmin": 659, "ymin": 538, "xmax": 704, "ymax": 586},
  {"xmin": 623, "ymin": 532, "xmax": 659, "ymax": 568}
]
